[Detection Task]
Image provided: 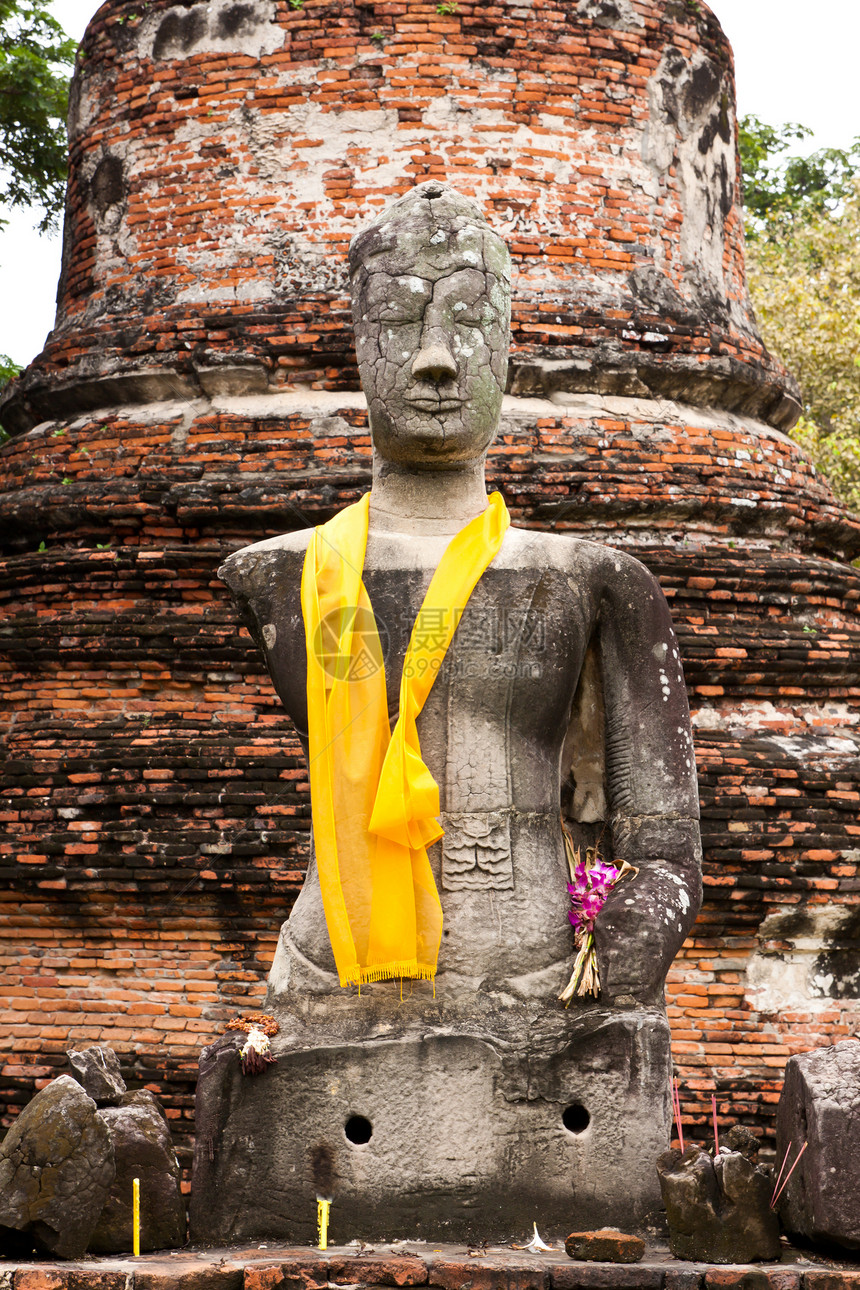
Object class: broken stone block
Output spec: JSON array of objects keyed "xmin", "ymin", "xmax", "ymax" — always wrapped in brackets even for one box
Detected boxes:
[
  {"xmin": 657, "ymin": 1144, "xmax": 780, "ymax": 1263},
  {"xmin": 725, "ymin": 1124, "xmax": 761, "ymax": 1162},
  {"xmin": 89, "ymin": 1090, "xmax": 185, "ymax": 1253},
  {"xmin": 565, "ymin": 1229, "xmax": 645, "ymax": 1262},
  {"xmin": 776, "ymin": 1039, "xmax": 860, "ymax": 1251},
  {"xmin": 67, "ymin": 1045, "xmax": 127, "ymax": 1106},
  {"xmin": 0, "ymin": 1074, "xmax": 115, "ymax": 1258}
]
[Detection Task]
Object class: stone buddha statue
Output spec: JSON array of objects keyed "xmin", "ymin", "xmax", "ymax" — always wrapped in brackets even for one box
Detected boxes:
[{"xmin": 191, "ymin": 183, "xmax": 702, "ymax": 1243}]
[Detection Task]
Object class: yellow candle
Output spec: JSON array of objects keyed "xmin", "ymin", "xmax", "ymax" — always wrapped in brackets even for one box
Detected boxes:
[
  {"xmin": 317, "ymin": 1198, "xmax": 330, "ymax": 1251},
  {"xmin": 133, "ymin": 1177, "xmax": 140, "ymax": 1257}
]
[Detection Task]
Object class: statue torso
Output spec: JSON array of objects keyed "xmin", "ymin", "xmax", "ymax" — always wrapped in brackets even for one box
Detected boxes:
[{"xmin": 222, "ymin": 524, "xmax": 617, "ymax": 1000}]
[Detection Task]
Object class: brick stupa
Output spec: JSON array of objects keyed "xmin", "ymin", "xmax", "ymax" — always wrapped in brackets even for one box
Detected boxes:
[{"xmin": 2, "ymin": 0, "xmax": 859, "ymax": 1183}]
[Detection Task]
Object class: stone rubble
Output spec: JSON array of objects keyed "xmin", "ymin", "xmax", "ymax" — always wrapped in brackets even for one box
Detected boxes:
[
  {"xmin": 776, "ymin": 1040, "xmax": 860, "ymax": 1253},
  {"xmin": 67, "ymin": 1046, "xmax": 127, "ymax": 1106},
  {"xmin": 0, "ymin": 1076, "xmax": 115, "ymax": 1258},
  {"xmin": 90, "ymin": 1090, "xmax": 186, "ymax": 1255},
  {"xmin": 657, "ymin": 1145, "xmax": 780, "ymax": 1264}
]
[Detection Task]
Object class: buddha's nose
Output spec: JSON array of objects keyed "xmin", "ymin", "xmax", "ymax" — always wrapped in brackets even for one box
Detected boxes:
[{"xmin": 411, "ymin": 342, "xmax": 457, "ymax": 383}]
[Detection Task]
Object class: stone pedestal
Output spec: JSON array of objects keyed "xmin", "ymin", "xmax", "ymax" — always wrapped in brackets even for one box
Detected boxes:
[{"xmin": 190, "ymin": 1001, "xmax": 671, "ymax": 1243}]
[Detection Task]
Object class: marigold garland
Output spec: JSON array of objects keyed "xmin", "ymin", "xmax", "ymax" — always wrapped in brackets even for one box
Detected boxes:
[{"xmin": 226, "ymin": 1013, "xmax": 279, "ymax": 1037}]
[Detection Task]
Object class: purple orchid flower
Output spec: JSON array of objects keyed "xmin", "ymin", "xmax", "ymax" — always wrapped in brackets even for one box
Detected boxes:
[
  {"xmin": 560, "ymin": 825, "xmax": 638, "ymax": 1004},
  {"xmin": 566, "ymin": 859, "xmax": 621, "ymax": 933}
]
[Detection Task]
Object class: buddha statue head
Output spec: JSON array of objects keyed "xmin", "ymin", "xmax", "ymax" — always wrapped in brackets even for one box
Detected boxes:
[{"xmin": 349, "ymin": 182, "xmax": 511, "ymax": 468}]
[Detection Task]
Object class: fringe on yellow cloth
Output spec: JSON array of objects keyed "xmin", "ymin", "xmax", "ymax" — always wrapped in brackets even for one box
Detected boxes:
[
  {"xmin": 301, "ymin": 491, "xmax": 510, "ymax": 988},
  {"xmin": 341, "ymin": 961, "xmax": 438, "ymax": 987}
]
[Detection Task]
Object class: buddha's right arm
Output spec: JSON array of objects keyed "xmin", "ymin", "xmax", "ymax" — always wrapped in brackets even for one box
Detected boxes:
[{"xmin": 217, "ymin": 542, "xmax": 310, "ymax": 737}]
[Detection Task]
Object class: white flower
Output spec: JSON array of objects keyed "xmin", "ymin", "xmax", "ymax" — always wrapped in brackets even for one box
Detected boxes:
[
  {"xmin": 523, "ymin": 1223, "xmax": 554, "ymax": 1253},
  {"xmin": 239, "ymin": 1025, "xmax": 276, "ymax": 1075}
]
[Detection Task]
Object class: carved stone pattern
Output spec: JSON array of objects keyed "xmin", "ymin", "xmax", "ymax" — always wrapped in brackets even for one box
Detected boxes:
[{"xmin": 440, "ymin": 811, "xmax": 514, "ymax": 891}]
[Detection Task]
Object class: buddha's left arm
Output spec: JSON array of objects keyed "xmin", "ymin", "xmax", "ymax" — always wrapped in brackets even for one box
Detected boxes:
[{"xmin": 592, "ymin": 552, "xmax": 703, "ymax": 1007}]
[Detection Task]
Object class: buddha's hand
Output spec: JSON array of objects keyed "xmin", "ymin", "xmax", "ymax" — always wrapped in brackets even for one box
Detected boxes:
[{"xmin": 592, "ymin": 823, "xmax": 702, "ymax": 1007}]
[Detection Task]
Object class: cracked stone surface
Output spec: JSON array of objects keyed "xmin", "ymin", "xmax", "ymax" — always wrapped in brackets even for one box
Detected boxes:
[
  {"xmin": 67, "ymin": 1046, "xmax": 127, "ymax": 1106},
  {"xmin": 0, "ymin": 1075, "xmax": 115, "ymax": 1258},
  {"xmin": 90, "ymin": 1090, "xmax": 185, "ymax": 1254},
  {"xmin": 776, "ymin": 1040, "xmax": 860, "ymax": 1252},
  {"xmin": 349, "ymin": 182, "xmax": 510, "ymax": 469}
]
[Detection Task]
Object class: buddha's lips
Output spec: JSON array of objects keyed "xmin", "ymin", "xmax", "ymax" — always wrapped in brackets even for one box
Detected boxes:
[{"xmin": 406, "ymin": 396, "xmax": 464, "ymax": 413}]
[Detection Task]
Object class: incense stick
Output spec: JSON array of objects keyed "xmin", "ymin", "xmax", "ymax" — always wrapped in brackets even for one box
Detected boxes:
[
  {"xmin": 771, "ymin": 1139, "xmax": 792, "ymax": 1204},
  {"xmin": 673, "ymin": 1077, "xmax": 685, "ymax": 1154},
  {"xmin": 712, "ymin": 1094, "xmax": 719, "ymax": 1156},
  {"xmin": 771, "ymin": 1141, "xmax": 807, "ymax": 1208}
]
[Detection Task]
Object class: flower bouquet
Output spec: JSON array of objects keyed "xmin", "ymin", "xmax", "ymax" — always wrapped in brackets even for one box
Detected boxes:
[
  {"xmin": 227, "ymin": 1012, "xmax": 279, "ymax": 1075},
  {"xmin": 558, "ymin": 820, "xmax": 637, "ymax": 1003}
]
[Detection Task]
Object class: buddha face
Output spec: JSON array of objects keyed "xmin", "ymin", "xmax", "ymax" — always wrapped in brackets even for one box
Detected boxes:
[{"xmin": 350, "ymin": 189, "xmax": 511, "ymax": 468}]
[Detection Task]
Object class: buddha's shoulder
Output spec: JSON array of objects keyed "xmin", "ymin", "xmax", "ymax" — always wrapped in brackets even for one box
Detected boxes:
[
  {"xmin": 497, "ymin": 525, "xmax": 650, "ymax": 582},
  {"xmin": 218, "ymin": 529, "xmax": 312, "ymax": 597}
]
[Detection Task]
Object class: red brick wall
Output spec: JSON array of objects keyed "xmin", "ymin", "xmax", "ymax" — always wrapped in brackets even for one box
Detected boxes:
[
  {"xmin": 6, "ymin": 0, "xmax": 794, "ymax": 432},
  {"xmin": 2, "ymin": 0, "xmax": 859, "ymax": 1180}
]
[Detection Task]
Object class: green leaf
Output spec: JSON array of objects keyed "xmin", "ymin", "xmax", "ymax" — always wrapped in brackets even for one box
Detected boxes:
[
  {"xmin": 742, "ymin": 120, "xmax": 860, "ymax": 512},
  {"xmin": 740, "ymin": 114, "xmax": 860, "ymax": 240},
  {"xmin": 0, "ymin": 0, "xmax": 75, "ymax": 231},
  {"xmin": 0, "ymin": 351, "xmax": 21, "ymax": 387}
]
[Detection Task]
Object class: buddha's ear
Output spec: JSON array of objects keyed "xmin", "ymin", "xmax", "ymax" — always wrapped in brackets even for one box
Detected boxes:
[{"xmin": 561, "ymin": 636, "xmax": 612, "ymax": 863}]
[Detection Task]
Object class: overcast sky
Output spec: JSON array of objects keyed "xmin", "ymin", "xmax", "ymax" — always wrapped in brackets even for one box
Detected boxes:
[{"xmin": 2, "ymin": 0, "xmax": 859, "ymax": 370}]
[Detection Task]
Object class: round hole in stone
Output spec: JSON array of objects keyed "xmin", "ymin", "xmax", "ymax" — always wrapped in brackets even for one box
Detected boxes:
[
  {"xmin": 344, "ymin": 1114, "xmax": 373, "ymax": 1144},
  {"xmin": 562, "ymin": 1103, "xmax": 590, "ymax": 1134}
]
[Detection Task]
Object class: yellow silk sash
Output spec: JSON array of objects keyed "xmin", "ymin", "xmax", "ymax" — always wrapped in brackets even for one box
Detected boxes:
[{"xmin": 301, "ymin": 492, "xmax": 510, "ymax": 987}]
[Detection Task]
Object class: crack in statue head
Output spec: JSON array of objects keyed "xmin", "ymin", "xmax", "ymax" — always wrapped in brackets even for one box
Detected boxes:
[{"xmin": 349, "ymin": 181, "xmax": 511, "ymax": 469}]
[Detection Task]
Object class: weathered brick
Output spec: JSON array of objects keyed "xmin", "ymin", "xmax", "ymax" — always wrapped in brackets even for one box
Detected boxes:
[
  {"xmin": 244, "ymin": 1264, "xmax": 328, "ymax": 1290},
  {"xmin": 12, "ymin": 1273, "xmax": 68, "ymax": 1290},
  {"xmin": 430, "ymin": 1263, "xmax": 547, "ymax": 1290},
  {"xmin": 328, "ymin": 1259, "xmax": 428, "ymax": 1287},
  {"xmin": 133, "ymin": 1265, "xmax": 243, "ymax": 1290},
  {"xmin": 704, "ymin": 1274, "xmax": 800, "ymax": 1290},
  {"xmin": 663, "ymin": 1273, "xmax": 704, "ymax": 1290},
  {"xmin": 549, "ymin": 1267, "xmax": 662, "ymax": 1290},
  {"xmin": 804, "ymin": 1278, "xmax": 860, "ymax": 1290},
  {"xmin": 563, "ymin": 1233, "xmax": 644, "ymax": 1264}
]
